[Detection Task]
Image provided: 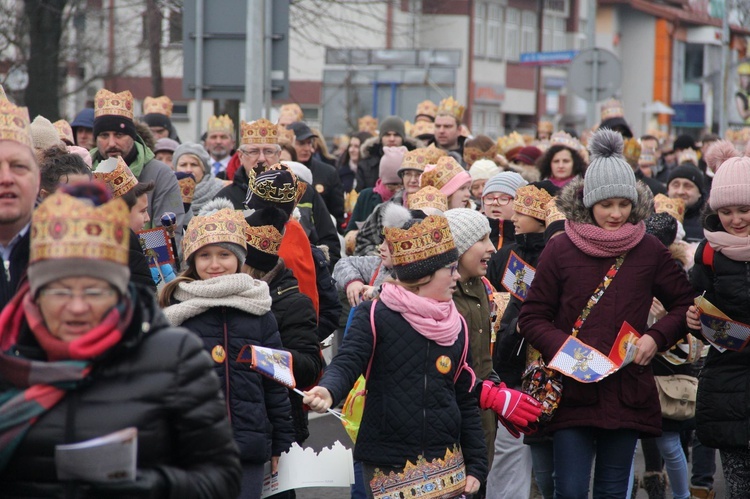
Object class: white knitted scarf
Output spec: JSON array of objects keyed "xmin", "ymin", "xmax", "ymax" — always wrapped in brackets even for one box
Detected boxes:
[{"xmin": 163, "ymin": 273, "xmax": 272, "ymax": 326}]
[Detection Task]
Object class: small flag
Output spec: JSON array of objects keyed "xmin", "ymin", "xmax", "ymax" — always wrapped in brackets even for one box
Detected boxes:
[
  {"xmin": 136, "ymin": 228, "xmax": 175, "ymax": 268},
  {"xmin": 237, "ymin": 345, "xmax": 296, "ymax": 388},
  {"xmin": 501, "ymin": 251, "xmax": 536, "ymax": 301},
  {"xmin": 699, "ymin": 313, "xmax": 750, "ymax": 353},
  {"xmin": 548, "ymin": 337, "xmax": 616, "ymax": 383},
  {"xmin": 608, "ymin": 321, "xmax": 641, "ymax": 365}
]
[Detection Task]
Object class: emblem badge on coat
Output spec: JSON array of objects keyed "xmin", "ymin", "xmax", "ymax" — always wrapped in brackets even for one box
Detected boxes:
[
  {"xmin": 212, "ymin": 345, "xmax": 226, "ymax": 363},
  {"xmin": 315, "ymin": 184, "xmax": 325, "ymax": 193},
  {"xmin": 436, "ymin": 355, "xmax": 452, "ymax": 374}
]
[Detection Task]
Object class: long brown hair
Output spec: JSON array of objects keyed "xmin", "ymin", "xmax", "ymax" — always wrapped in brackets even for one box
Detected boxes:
[{"xmin": 158, "ymin": 261, "xmax": 200, "ymax": 308}]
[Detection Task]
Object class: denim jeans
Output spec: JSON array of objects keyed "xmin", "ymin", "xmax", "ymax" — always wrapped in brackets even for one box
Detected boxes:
[
  {"xmin": 530, "ymin": 440, "xmax": 554, "ymax": 499},
  {"xmin": 553, "ymin": 427, "xmax": 639, "ymax": 499},
  {"xmin": 655, "ymin": 431, "xmax": 690, "ymax": 499},
  {"xmin": 691, "ymin": 434, "xmax": 717, "ymax": 488}
]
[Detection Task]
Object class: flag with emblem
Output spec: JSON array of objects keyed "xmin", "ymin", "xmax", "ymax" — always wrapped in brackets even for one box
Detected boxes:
[
  {"xmin": 501, "ymin": 251, "xmax": 536, "ymax": 301},
  {"xmin": 548, "ymin": 337, "xmax": 617, "ymax": 383},
  {"xmin": 608, "ymin": 321, "xmax": 641, "ymax": 365},
  {"xmin": 237, "ymin": 345, "xmax": 296, "ymax": 388},
  {"xmin": 699, "ymin": 313, "xmax": 750, "ymax": 353},
  {"xmin": 136, "ymin": 228, "xmax": 175, "ymax": 268}
]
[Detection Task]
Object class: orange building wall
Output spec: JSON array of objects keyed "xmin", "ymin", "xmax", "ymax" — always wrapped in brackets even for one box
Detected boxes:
[{"xmin": 653, "ymin": 19, "xmax": 672, "ymax": 126}]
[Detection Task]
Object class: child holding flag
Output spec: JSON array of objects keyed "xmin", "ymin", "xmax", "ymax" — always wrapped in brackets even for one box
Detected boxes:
[{"xmin": 686, "ymin": 141, "xmax": 750, "ymax": 497}]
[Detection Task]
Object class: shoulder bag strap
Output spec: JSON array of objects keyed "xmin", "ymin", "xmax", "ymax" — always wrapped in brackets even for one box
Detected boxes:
[
  {"xmin": 570, "ymin": 253, "xmax": 627, "ymax": 338},
  {"xmin": 364, "ymin": 299, "xmax": 378, "ymax": 379}
]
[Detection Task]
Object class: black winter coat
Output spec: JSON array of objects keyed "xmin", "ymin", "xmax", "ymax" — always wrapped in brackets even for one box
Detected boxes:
[
  {"xmin": 689, "ymin": 214, "xmax": 750, "ymax": 450},
  {"xmin": 129, "ymin": 230, "xmax": 156, "ymax": 292},
  {"xmin": 312, "ymin": 245, "xmax": 342, "ymax": 342},
  {"xmin": 0, "ymin": 229, "xmax": 29, "ymax": 312},
  {"xmin": 0, "ymin": 285, "xmax": 241, "ymax": 498},
  {"xmin": 356, "ymin": 137, "xmax": 420, "ymax": 192},
  {"xmin": 178, "ymin": 304, "xmax": 295, "ymax": 463},
  {"xmin": 487, "ymin": 217, "xmax": 515, "ymax": 251},
  {"xmin": 302, "ymin": 157, "xmax": 345, "ymax": 231},
  {"xmin": 319, "ymin": 300, "xmax": 488, "ymax": 482}
]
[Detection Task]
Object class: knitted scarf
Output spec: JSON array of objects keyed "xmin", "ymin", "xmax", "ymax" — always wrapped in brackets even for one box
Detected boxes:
[
  {"xmin": 163, "ymin": 273, "xmax": 272, "ymax": 326},
  {"xmin": 704, "ymin": 229, "xmax": 750, "ymax": 262},
  {"xmin": 565, "ymin": 220, "xmax": 646, "ymax": 257},
  {"xmin": 0, "ymin": 282, "xmax": 133, "ymax": 471},
  {"xmin": 192, "ymin": 177, "xmax": 227, "ymax": 216},
  {"xmin": 372, "ymin": 179, "xmax": 394, "ymax": 203}
]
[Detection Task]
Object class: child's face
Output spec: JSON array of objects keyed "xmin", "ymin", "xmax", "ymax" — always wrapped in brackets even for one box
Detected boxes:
[
  {"xmin": 129, "ymin": 194, "xmax": 150, "ymax": 232},
  {"xmin": 717, "ymin": 205, "xmax": 750, "ymax": 237}
]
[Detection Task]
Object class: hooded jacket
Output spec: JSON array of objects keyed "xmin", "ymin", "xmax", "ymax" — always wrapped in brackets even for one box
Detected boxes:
[{"xmin": 518, "ymin": 178, "xmax": 694, "ymax": 436}]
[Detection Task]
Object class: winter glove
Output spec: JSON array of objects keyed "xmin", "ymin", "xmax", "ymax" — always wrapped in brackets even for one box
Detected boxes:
[
  {"xmin": 150, "ymin": 264, "xmax": 177, "ymax": 285},
  {"xmin": 479, "ymin": 380, "xmax": 542, "ymax": 428},
  {"xmin": 497, "ymin": 415, "xmax": 538, "ymax": 439}
]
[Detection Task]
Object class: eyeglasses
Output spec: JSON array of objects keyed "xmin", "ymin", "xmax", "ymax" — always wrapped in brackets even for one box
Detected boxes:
[
  {"xmin": 483, "ymin": 195, "xmax": 514, "ymax": 206},
  {"xmin": 239, "ymin": 148, "xmax": 280, "ymax": 159},
  {"xmin": 444, "ymin": 263, "xmax": 459, "ymax": 275},
  {"xmin": 39, "ymin": 287, "xmax": 117, "ymax": 305}
]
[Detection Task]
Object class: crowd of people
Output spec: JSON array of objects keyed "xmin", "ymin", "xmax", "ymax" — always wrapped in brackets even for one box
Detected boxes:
[{"xmin": 0, "ymin": 83, "xmax": 749, "ymax": 499}]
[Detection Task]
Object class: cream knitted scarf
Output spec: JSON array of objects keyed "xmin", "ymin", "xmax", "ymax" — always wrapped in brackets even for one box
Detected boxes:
[{"xmin": 163, "ymin": 273, "xmax": 272, "ymax": 326}]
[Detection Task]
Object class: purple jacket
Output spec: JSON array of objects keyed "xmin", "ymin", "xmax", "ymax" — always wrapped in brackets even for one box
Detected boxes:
[{"xmin": 518, "ymin": 231, "xmax": 694, "ymax": 435}]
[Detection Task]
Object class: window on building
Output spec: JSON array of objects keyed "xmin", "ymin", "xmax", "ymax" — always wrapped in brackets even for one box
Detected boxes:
[
  {"xmin": 487, "ymin": 4, "xmax": 503, "ymax": 58},
  {"xmin": 474, "ymin": 2, "xmax": 487, "ymax": 57},
  {"xmin": 167, "ymin": 8, "xmax": 182, "ymax": 45},
  {"xmin": 521, "ymin": 11, "xmax": 538, "ymax": 54},
  {"xmin": 505, "ymin": 8, "xmax": 520, "ymax": 61},
  {"xmin": 684, "ymin": 43, "xmax": 704, "ymax": 101}
]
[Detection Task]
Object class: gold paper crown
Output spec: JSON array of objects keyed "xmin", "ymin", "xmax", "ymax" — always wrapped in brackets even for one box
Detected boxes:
[
  {"xmin": 677, "ymin": 148, "xmax": 698, "ymax": 165},
  {"xmin": 497, "ymin": 132, "xmax": 526, "ymax": 156},
  {"xmin": 385, "ymin": 215, "xmax": 456, "ymax": 267},
  {"xmin": 437, "ymin": 96, "xmax": 465, "ymax": 123},
  {"xmin": 463, "ymin": 145, "xmax": 497, "ymax": 167},
  {"xmin": 207, "ymin": 114, "xmax": 235, "ymax": 135},
  {"xmin": 622, "ymin": 137, "xmax": 642, "ymax": 165},
  {"xmin": 538, "ymin": 120, "xmax": 554, "ymax": 134},
  {"xmin": 183, "ymin": 208, "xmax": 248, "ymax": 261},
  {"xmin": 600, "ymin": 98, "xmax": 625, "ymax": 121},
  {"xmin": 241, "ymin": 118, "xmax": 278, "ymax": 145},
  {"xmin": 545, "ymin": 198, "xmax": 566, "ymax": 225},
  {"xmin": 639, "ymin": 146, "xmax": 657, "ymax": 165},
  {"xmin": 411, "ymin": 120, "xmax": 435, "ymax": 138},
  {"xmin": 653, "ymin": 194, "xmax": 686, "ymax": 224},
  {"xmin": 0, "ymin": 99, "xmax": 32, "ymax": 148},
  {"xmin": 0, "ymin": 84, "xmax": 6, "ymax": 101},
  {"xmin": 245, "ymin": 224, "xmax": 283, "ymax": 256},
  {"xmin": 550, "ymin": 131, "xmax": 582, "ymax": 152},
  {"xmin": 93, "ymin": 157, "xmax": 138, "ymax": 198},
  {"xmin": 143, "ymin": 96, "xmax": 173, "ymax": 117},
  {"xmin": 420, "ymin": 156, "xmax": 464, "ymax": 191},
  {"xmin": 415, "ymin": 100, "xmax": 437, "ymax": 122},
  {"xmin": 400, "ymin": 148, "xmax": 430, "ymax": 173},
  {"xmin": 94, "ymin": 89, "xmax": 134, "ymax": 119},
  {"xmin": 423, "ymin": 144, "xmax": 448, "ymax": 165},
  {"xmin": 279, "ymin": 103, "xmax": 304, "ymax": 122},
  {"xmin": 179, "ymin": 176, "xmax": 196, "ymax": 204},
  {"xmin": 358, "ymin": 115, "xmax": 378, "ymax": 134},
  {"xmin": 53, "ymin": 119, "xmax": 74, "ymax": 145},
  {"xmin": 408, "ymin": 186, "xmax": 448, "ymax": 213},
  {"xmin": 404, "ymin": 120, "xmax": 413, "ymax": 137},
  {"xmin": 277, "ymin": 125, "xmax": 296, "ymax": 145},
  {"xmin": 514, "ymin": 185, "xmax": 553, "ymax": 221},
  {"xmin": 31, "ymin": 193, "xmax": 129, "ymax": 265}
]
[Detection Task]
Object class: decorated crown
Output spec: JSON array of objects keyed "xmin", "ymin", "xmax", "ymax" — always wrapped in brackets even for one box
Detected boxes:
[
  {"xmin": 514, "ymin": 185, "xmax": 553, "ymax": 221},
  {"xmin": 143, "ymin": 96, "xmax": 174, "ymax": 117},
  {"xmin": 420, "ymin": 156, "xmax": 463, "ymax": 191},
  {"xmin": 31, "ymin": 192, "xmax": 129, "ymax": 265},
  {"xmin": 53, "ymin": 119, "xmax": 74, "ymax": 145},
  {"xmin": 410, "ymin": 120, "xmax": 435, "ymax": 138},
  {"xmin": 358, "ymin": 115, "xmax": 378, "ymax": 134},
  {"xmin": 249, "ymin": 166, "xmax": 300, "ymax": 205},
  {"xmin": 600, "ymin": 98, "xmax": 625, "ymax": 121},
  {"xmin": 207, "ymin": 114, "xmax": 235, "ymax": 135},
  {"xmin": 550, "ymin": 131, "xmax": 582, "ymax": 152},
  {"xmin": 463, "ymin": 144, "xmax": 497, "ymax": 167},
  {"xmin": 0, "ymin": 99, "xmax": 32, "ymax": 148},
  {"xmin": 178, "ymin": 175, "xmax": 196, "ymax": 204},
  {"xmin": 241, "ymin": 118, "xmax": 278, "ymax": 145},
  {"xmin": 538, "ymin": 120, "xmax": 554, "ymax": 134},
  {"xmin": 622, "ymin": 137, "xmax": 642, "ymax": 165},
  {"xmin": 277, "ymin": 125, "xmax": 296, "ymax": 145},
  {"xmin": 93, "ymin": 157, "xmax": 138, "ymax": 198},
  {"xmin": 245, "ymin": 224, "xmax": 283, "ymax": 256},
  {"xmin": 653, "ymin": 194, "xmax": 686, "ymax": 224},
  {"xmin": 408, "ymin": 186, "xmax": 448, "ymax": 213},
  {"xmin": 677, "ymin": 148, "xmax": 698, "ymax": 166},
  {"xmin": 639, "ymin": 146, "xmax": 657, "ymax": 165},
  {"xmin": 385, "ymin": 215, "xmax": 457, "ymax": 279},
  {"xmin": 497, "ymin": 132, "xmax": 526, "ymax": 156},
  {"xmin": 423, "ymin": 144, "xmax": 448, "ymax": 165},
  {"xmin": 279, "ymin": 103, "xmax": 304, "ymax": 122},
  {"xmin": 400, "ymin": 148, "xmax": 430, "ymax": 173},
  {"xmin": 437, "ymin": 96, "xmax": 465, "ymax": 123},
  {"xmin": 545, "ymin": 198, "xmax": 566, "ymax": 225},
  {"xmin": 266, "ymin": 163, "xmax": 307, "ymax": 204},
  {"xmin": 94, "ymin": 89, "xmax": 134, "ymax": 119},
  {"xmin": 0, "ymin": 84, "xmax": 6, "ymax": 101},
  {"xmin": 183, "ymin": 208, "xmax": 248, "ymax": 261},
  {"xmin": 415, "ymin": 100, "xmax": 437, "ymax": 122}
]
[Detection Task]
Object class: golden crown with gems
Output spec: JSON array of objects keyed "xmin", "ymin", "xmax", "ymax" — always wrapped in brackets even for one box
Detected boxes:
[
  {"xmin": 358, "ymin": 115, "xmax": 378, "ymax": 134},
  {"xmin": 245, "ymin": 224, "xmax": 283, "ymax": 256},
  {"xmin": 415, "ymin": 100, "xmax": 437, "ymax": 122},
  {"xmin": 545, "ymin": 198, "xmax": 567, "ymax": 225},
  {"xmin": 179, "ymin": 175, "xmax": 196, "ymax": 204},
  {"xmin": 514, "ymin": 185, "xmax": 553, "ymax": 221},
  {"xmin": 94, "ymin": 89, "xmax": 134, "ymax": 119},
  {"xmin": 385, "ymin": 215, "xmax": 456, "ymax": 267},
  {"xmin": 183, "ymin": 208, "xmax": 248, "ymax": 261},
  {"xmin": 241, "ymin": 118, "xmax": 279, "ymax": 145},
  {"xmin": 279, "ymin": 103, "xmax": 304, "ymax": 122},
  {"xmin": 207, "ymin": 114, "xmax": 235, "ymax": 136},
  {"xmin": 93, "ymin": 157, "xmax": 138, "ymax": 199},
  {"xmin": 600, "ymin": 98, "xmax": 625, "ymax": 121},
  {"xmin": 408, "ymin": 186, "xmax": 448, "ymax": 213},
  {"xmin": 420, "ymin": 156, "xmax": 464, "ymax": 191},
  {"xmin": 437, "ymin": 96, "xmax": 465, "ymax": 123},
  {"xmin": 0, "ymin": 99, "xmax": 32, "ymax": 148},
  {"xmin": 53, "ymin": 119, "xmax": 74, "ymax": 145},
  {"xmin": 143, "ymin": 96, "xmax": 174, "ymax": 117},
  {"xmin": 550, "ymin": 131, "xmax": 582, "ymax": 152},
  {"xmin": 653, "ymin": 194, "xmax": 686, "ymax": 224}
]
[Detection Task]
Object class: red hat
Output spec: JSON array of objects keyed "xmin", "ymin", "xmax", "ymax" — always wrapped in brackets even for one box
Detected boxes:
[{"xmin": 514, "ymin": 146, "xmax": 542, "ymax": 166}]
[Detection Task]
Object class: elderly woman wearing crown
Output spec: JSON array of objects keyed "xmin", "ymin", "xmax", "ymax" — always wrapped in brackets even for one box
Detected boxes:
[{"xmin": 0, "ymin": 182, "xmax": 241, "ymax": 497}]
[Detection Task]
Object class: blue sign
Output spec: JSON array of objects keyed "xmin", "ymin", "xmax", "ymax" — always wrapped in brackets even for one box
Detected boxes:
[
  {"xmin": 672, "ymin": 103, "xmax": 706, "ymax": 128},
  {"xmin": 520, "ymin": 51, "xmax": 578, "ymax": 66}
]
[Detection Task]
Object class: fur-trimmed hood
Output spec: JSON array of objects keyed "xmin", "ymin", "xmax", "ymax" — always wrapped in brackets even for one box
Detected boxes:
[
  {"xmin": 556, "ymin": 177, "xmax": 654, "ymax": 225},
  {"xmin": 360, "ymin": 135, "xmax": 423, "ymax": 160}
]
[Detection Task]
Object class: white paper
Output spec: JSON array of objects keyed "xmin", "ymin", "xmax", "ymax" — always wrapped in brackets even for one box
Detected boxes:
[{"xmin": 55, "ymin": 427, "xmax": 137, "ymax": 483}]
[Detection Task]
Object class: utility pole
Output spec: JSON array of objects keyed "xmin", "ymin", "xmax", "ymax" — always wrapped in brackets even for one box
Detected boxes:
[
  {"xmin": 586, "ymin": 0, "xmax": 598, "ymax": 129},
  {"xmin": 246, "ymin": 0, "xmax": 265, "ymax": 121},
  {"xmin": 718, "ymin": 0, "xmax": 731, "ymax": 136}
]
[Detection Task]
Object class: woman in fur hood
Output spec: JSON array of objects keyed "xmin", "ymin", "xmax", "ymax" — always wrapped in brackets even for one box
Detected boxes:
[{"xmin": 518, "ymin": 129, "xmax": 695, "ymax": 498}]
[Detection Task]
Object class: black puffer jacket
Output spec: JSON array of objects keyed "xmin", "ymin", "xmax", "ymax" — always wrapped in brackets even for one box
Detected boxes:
[
  {"xmin": 0, "ymin": 229, "xmax": 29, "ymax": 311},
  {"xmin": 318, "ymin": 300, "xmax": 488, "ymax": 482},
  {"xmin": 129, "ymin": 229, "xmax": 156, "ymax": 292},
  {"xmin": 177, "ymin": 303, "xmax": 295, "ymax": 463},
  {"xmin": 312, "ymin": 245, "xmax": 341, "ymax": 342},
  {"xmin": 689, "ymin": 214, "xmax": 750, "ymax": 449},
  {"xmin": 0, "ymin": 285, "xmax": 241, "ymax": 498}
]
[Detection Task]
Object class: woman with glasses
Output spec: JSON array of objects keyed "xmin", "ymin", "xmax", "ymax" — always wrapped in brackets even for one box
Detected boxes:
[{"xmin": 0, "ymin": 183, "xmax": 241, "ymax": 497}]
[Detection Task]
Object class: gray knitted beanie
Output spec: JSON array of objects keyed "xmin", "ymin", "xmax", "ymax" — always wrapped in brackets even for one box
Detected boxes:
[
  {"xmin": 173, "ymin": 142, "xmax": 212, "ymax": 177},
  {"xmin": 445, "ymin": 208, "xmax": 491, "ymax": 255},
  {"xmin": 583, "ymin": 129, "xmax": 637, "ymax": 208}
]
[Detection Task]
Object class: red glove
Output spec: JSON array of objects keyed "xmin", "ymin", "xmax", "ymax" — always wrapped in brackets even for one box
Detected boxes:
[
  {"xmin": 479, "ymin": 380, "xmax": 542, "ymax": 428},
  {"xmin": 498, "ymin": 416, "xmax": 538, "ymax": 439}
]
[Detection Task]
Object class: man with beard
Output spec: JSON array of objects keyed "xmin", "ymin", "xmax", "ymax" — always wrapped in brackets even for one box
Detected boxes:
[
  {"xmin": 205, "ymin": 114, "xmax": 236, "ymax": 178},
  {"xmin": 90, "ymin": 89, "xmax": 184, "ymax": 236}
]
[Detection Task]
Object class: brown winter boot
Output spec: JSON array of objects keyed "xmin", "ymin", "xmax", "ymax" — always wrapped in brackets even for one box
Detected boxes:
[
  {"xmin": 689, "ymin": 485, "xmax": 716, "ymax": 499},
  {"xmin": 641, "ymin": 471, "xmax": 667, "ymax": 499}
]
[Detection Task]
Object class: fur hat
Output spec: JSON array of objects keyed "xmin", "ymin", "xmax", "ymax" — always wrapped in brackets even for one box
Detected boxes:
[
  {"xmin": 582, "ymin": 129, "xmax": 637, "ymax": 208},
  {"xmin": 385, "ymin": 215, "xmax": 458, "ymax": 281},
  {"xmin": 444, "ymin": 208, "xmax": 491, "ymax": 256}
]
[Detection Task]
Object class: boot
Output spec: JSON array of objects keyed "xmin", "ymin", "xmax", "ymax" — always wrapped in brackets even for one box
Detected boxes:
[
  {"xmin": 690, "ymin": 486, "xmax": 716, "ymax": 499},
  {"xmin": 641, "ymin": 471, "xmax": 667, "ymax": 499}
]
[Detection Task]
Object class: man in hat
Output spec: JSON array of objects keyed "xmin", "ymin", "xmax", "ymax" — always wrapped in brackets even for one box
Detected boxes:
[
  {"xmin": 205, "ymin": 114, "xmax": 236, "ymax": 177},
  {"xmin": 0, "ymin": 99, "xmax": 40, "ymax": 309},
  {"xmin": 70, "ymin": 108, "xmax": 95, "ymax": 149},
  {"xmin": 142, "ymin": 95, "xmax": 181, "ymax": 143},
  {"xmin": 666, "ymin": 162, "xmax": 706, "ymax": 243},
  {"xmin": 431, "ymin": 97, "xmax": 467, "ymax": 160},
  {"xmin": 287, "ymin": 121, "xmax": 345, "ymax": 230},
  {"xmin": 357, "ymin": 115, "xmax": 421, "ymax": 192},
  {"xmin": 90, "ymin": 89, "xmax": 185, "ymax": 236}
]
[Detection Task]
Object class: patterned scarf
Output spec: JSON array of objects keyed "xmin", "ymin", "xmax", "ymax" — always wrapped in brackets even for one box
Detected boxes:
[
  {"xmin": 565, "ymin": 220, "xmax": 646, "ymax": 258},
  {"xmin": 0, "ymin": 283, "xmax": 132, "ymax": 470}
]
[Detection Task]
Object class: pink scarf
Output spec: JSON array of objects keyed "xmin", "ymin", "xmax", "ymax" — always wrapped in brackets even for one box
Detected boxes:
[
  {"xmin": 565, "ymin": 220, "xmax": 646, "ymax": 257},
  {"xmin": 379, "ymin": 282, "xmax": 462, "ymax": 346},
  {"xmin": 704, "ymin": 229, "xmax": 750, "ymax": 262},
  {"xmin": 372, "ymin": 178, "xmax": 395, "ymax": 203}
]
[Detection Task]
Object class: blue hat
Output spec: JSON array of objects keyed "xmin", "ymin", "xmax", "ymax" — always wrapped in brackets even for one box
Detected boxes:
[{"xmin": 70, "ymin": 108, "xmax": 95, "ymax": 129}]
